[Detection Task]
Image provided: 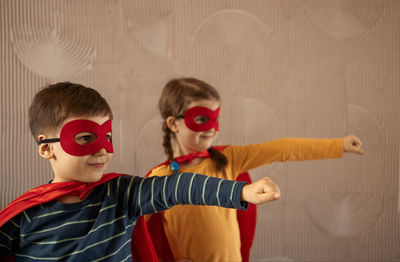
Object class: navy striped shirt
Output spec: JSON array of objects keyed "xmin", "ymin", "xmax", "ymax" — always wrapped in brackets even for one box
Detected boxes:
[{"xmin": 0, "ymin": 173, "xmax": 247, "ymax": 261}]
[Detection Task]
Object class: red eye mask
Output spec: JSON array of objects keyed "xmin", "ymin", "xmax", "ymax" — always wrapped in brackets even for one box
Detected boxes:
[
  {"xmin": 183, "ymin": 106, "xmax": 220, "ymax": 132},
  {"xmin": 38, "ymin": 119, "xmax": 113, "ymax": 156}
]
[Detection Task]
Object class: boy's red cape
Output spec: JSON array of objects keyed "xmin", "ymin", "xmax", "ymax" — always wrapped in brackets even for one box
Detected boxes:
[
  {"xmin": 0, "ymin": 173, "xmax": 158, "ymax": 262},
  {"xmin": 137, "ymin": 146, "xmax": 257, "ymax": 262}
]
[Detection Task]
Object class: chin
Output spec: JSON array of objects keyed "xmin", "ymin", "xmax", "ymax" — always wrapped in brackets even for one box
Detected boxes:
[
  {"xmin": 197, "ymin": 145, "xmax": 211, "ymax": 152},
  {"xmin": 85, "ymin": 173, "xmax": 104, "ymax": 183}
]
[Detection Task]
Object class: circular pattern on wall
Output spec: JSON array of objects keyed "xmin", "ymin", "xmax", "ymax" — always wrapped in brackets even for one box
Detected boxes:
[
  {"xmin": 244, "ymin": 98, "xmax": 285, "ymax": 143},
  {"xmin": 135, "ymin": 114, "xmax": 166, "ymax": 176},
  {"xmin": 306, "ymin": 104, "xmax": 386, "ymax": 236},
  {"xmin": 193, "ymin": 9, "xmax": 272, "ymax": 50},
  {"xmin": 346, "ymin": 104, "xmax": 386, "ymax": 149},
  {"xmin": 306, "ymin": 192, "xmax": 384, "ymax": 236},
  {"xmin": 123, "ymin": 0, "xmax": 171, "ymax": 57},
  {"xmin": 10, "ymin": 26, "xmax": 96, "ymax": 77},
  {"xmin": 244, "ymin": 98, "xmax": 285, "ymax": 178},
  {"xmin": 305, "ymin": 0, "xmax": 384, "ymax": 39}
]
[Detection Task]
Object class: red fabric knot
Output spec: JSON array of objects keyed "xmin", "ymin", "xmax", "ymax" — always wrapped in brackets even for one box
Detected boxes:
[
  {"xmin": 173, "ymin": 149, "xmax": 211, "ymax": 164},
  {"xmin": 65, "ymin": 183, "xmax": 91, "ymax": 199}
]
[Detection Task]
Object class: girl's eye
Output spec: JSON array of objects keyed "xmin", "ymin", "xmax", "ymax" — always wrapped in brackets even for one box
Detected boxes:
[
  {"xmin": 106, "ymin": 133, "xmax": 112, "ymax": 142},
  {"xmin": 81, "ymin": 135, "xmax": 91, "ymax": 141},
  {"xmin": 194, "ymin": 116, "xmax": 209, "ymax": 124}
]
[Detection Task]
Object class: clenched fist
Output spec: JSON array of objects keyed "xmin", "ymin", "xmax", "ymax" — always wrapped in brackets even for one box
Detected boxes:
[
  {"xmin": 343, "ymin": 134, "xmax": 364, "ymax": 155},
  {"xmin": 241, "ymin": 177, "xmax": 280, "ymax": 204}
]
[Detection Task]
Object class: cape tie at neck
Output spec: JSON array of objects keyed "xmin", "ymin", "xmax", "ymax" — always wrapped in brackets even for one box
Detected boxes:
[
  {"xmin": 174, "ymin": 149, "xmax": 211, "ymax": 164},
  {"xmin": 144, "ymin": 146, "xmax": 227, "ymax": 175},
  {"xmin": 57, "ymin": 183, "xmax": 96, "ymax": 199},
  {"xmin": 170, "ymin": 146, "xmax": 227, "ymax": 172}
]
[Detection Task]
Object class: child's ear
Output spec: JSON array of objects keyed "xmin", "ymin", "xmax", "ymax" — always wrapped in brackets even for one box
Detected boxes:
[
  {"xmin": 37, "ymin": 135, "xmax": 55, "ymax": 159},
  {"xmin": 166, "ymin": 116, "xmax": 178, "ymax": 133}
]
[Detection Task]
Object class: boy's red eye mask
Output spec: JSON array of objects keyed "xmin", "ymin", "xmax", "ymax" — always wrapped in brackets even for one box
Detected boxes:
[
  {"xmin": 37, "ymin": 119, "xmax": 114, "ymax": 156},
  {"xmin": 178, "ymin": 106, "xmax": 220, "ymax": 132}
]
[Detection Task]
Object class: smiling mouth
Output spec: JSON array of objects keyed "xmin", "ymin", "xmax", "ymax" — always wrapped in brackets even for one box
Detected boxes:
[{"xmin": 89, "ymin": 163, "xmax": 104, "ymax": 168}]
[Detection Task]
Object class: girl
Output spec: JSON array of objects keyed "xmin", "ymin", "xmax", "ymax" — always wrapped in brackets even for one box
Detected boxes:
[{"xmin": 145, "ymin": 77, "xmax": 364, "ymax": 262}]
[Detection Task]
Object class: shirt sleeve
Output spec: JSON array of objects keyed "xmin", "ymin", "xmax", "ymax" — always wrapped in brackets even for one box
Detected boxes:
[
  {"xmin": 120, "ymin": 173, "xmax": 248, "ymax": 219},
  {"xmin": 0, "ymin": 217, "xmax": 20, "ymax": 257},
  {"xmin": 226, "ymin": 137, "xmax": 344, "ymax": 174}
]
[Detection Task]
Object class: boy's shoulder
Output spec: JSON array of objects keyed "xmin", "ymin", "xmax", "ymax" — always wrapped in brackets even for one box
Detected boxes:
[
  {"xmin": 0, "ymin": 173, "xmax": 133, "ymax": 228},
  {"xmin": 0, "ymin": 174, "xmax": 138, "ymax": 228}
]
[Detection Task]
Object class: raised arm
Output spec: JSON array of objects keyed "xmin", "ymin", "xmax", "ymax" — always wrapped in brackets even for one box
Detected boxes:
[
  {"xmin": 227, "ymin": 136, "xmax": 361, "ymax": 174},
  {"xmin": 127, "ymin": 173, "xmax": 248, "ymax": 218}
]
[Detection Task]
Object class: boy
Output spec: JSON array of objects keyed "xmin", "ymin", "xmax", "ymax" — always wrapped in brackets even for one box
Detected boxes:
[{"xmin": 0, "ymin": 82, "xmax": 280, "ymax": 261}]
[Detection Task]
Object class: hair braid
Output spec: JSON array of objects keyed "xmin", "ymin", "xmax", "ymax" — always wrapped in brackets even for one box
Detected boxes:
[
  {"xmin": 162, "ymin": 122, "xmax": 175, "ymax": 163},
  {"xmin": 208, "ymin": 147, "xmax": 227, "ymax": 172}
]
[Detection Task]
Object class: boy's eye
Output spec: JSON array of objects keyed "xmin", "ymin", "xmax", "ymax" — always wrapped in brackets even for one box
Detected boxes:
[
  {"xmin": 74, "ymin": 133, "xmax": 97, "ymax": 145},
  {"xmin": 194, "ymin": 116, "xmax": 209, "ymax": 124},
  {"xmin": 106, "ymin": 133, "xmax": 112, "ymax": 142}
]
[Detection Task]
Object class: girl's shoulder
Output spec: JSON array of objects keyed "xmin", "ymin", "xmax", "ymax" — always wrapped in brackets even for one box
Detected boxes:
[
  {"xmin": 212, "ymin": 145, "xmax": 230, "ymax": 151},
  {"xmin": 146, "ymin": 162, "xmax": 171, "ymax": 177}
]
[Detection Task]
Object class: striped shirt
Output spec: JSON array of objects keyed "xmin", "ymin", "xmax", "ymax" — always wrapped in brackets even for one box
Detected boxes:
[{"xmin": 0, "ymin": 173, "xmax": 248, "ymax": 261}]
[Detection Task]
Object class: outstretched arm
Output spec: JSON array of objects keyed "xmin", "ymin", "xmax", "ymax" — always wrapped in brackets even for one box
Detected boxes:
[
  {"xmin": 228, "ymin": 135, "xmax": 364, "ymax": 175},
  {"xmin": 129, "ymin": 173, "xmax": 250, "ymax": 218},
  {"xmin": 129, "ymin": 173, "xmax": 282, "ymax": 218},
  {"xmin": 229, "ymin": 137, "xmax": 345, "ymax": 174}
]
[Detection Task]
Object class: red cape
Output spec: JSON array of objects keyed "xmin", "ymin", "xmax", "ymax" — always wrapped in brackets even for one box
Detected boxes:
[
  {"xmin": 0, "ymin": 173, "xmax": 158, "ymax": 262},
  {"xmin": 136, "ymin": 146, "xmax": 257, "ymax": 262}
]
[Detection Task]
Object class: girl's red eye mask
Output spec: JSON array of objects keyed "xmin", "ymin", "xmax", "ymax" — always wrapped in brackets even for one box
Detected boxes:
[
  {"xmin": 179, "ymin": 106, "xmax": 220, "ymax": 132},
  {"xmin": 38, "ymin": 119, "xmax": 113, "ymax": 156}
]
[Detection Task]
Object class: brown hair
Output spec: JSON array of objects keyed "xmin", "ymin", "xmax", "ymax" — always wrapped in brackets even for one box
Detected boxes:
[
  {"xmin": 29, "ymin": 82, "xmax": 113, "ymax": 141},
  {"xmin": 159, "ymin": 77, "xmax": 227, "ymax": 171}
]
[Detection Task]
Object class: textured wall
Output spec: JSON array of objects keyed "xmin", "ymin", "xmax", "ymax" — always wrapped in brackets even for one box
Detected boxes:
[{"xmin": 1, "ymin": 0, "xmax": 399, "ymax": 261}]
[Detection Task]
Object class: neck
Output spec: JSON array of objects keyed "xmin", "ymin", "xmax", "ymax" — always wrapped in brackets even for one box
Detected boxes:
[
  {"xmin": 56, "ymin": 188, "xmax": 94, "ymax": 204},
  {"xmin": 180, "ymin": 158, "xmax": 203, "ymax": 167},
  {"xmin": 57, "ymin": 195, "xmax": 82, "ymax": 204},
  {"xmin": 173, "ymin": 146, "xmax": 191, "ymax": 158}
]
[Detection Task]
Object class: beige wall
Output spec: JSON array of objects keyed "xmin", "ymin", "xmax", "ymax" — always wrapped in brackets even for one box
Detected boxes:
[{"xmin": 1, "ymin": 0, "xmax": 399, "ymax": 261}]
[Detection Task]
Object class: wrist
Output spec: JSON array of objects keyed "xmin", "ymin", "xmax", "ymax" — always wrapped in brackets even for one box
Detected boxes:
[{"xmin": 240, "ymin": 184, "xmax": 247, "ymax": 201}]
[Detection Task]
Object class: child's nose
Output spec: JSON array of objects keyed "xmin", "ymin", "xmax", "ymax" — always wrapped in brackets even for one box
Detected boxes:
[{"xmin": 93, "ymin": 147, "xmax": 107, "ymax": 156}]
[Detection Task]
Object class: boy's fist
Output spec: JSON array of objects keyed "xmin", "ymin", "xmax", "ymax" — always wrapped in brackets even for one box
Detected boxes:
[
  {"xmin": 241, "ymin": 177, "xmax": 280, "ymax": 204},
  {"xmin": 344, "ymin": 134, "xmax": 364, "ymax": 155}
]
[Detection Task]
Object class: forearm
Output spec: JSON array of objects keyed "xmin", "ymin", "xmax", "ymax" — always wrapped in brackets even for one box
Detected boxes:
[
  {"xmin": 230, "ymin": 137, "xmax": 344, "ymax": 172},
  {"xmin": 135, "ymin": 173, "xmax": 248, "ymax": 216},
  {"xmin": 272, "ymin": 137, "xmax": 344, "ymax": 161}
]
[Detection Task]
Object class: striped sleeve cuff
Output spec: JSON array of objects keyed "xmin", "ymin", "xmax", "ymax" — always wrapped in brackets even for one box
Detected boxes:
[{"xmin": 225, "ymin": 180, "xmax": 249, "ymax": 210}]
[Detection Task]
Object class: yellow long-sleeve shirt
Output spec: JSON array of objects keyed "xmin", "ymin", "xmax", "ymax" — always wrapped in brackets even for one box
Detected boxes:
[{"xmin": 147, "ymin": 138, "xmax": 344, "ymax": 262}]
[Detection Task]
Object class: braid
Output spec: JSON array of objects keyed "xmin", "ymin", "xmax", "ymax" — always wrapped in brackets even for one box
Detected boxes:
[
  {"xmin": 162, "ymin": 122, "xmax": 175, "ymax": 163},
  {"xmin": 208, "ymin": 147, "xmax": 228, "ymax": 172}
]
